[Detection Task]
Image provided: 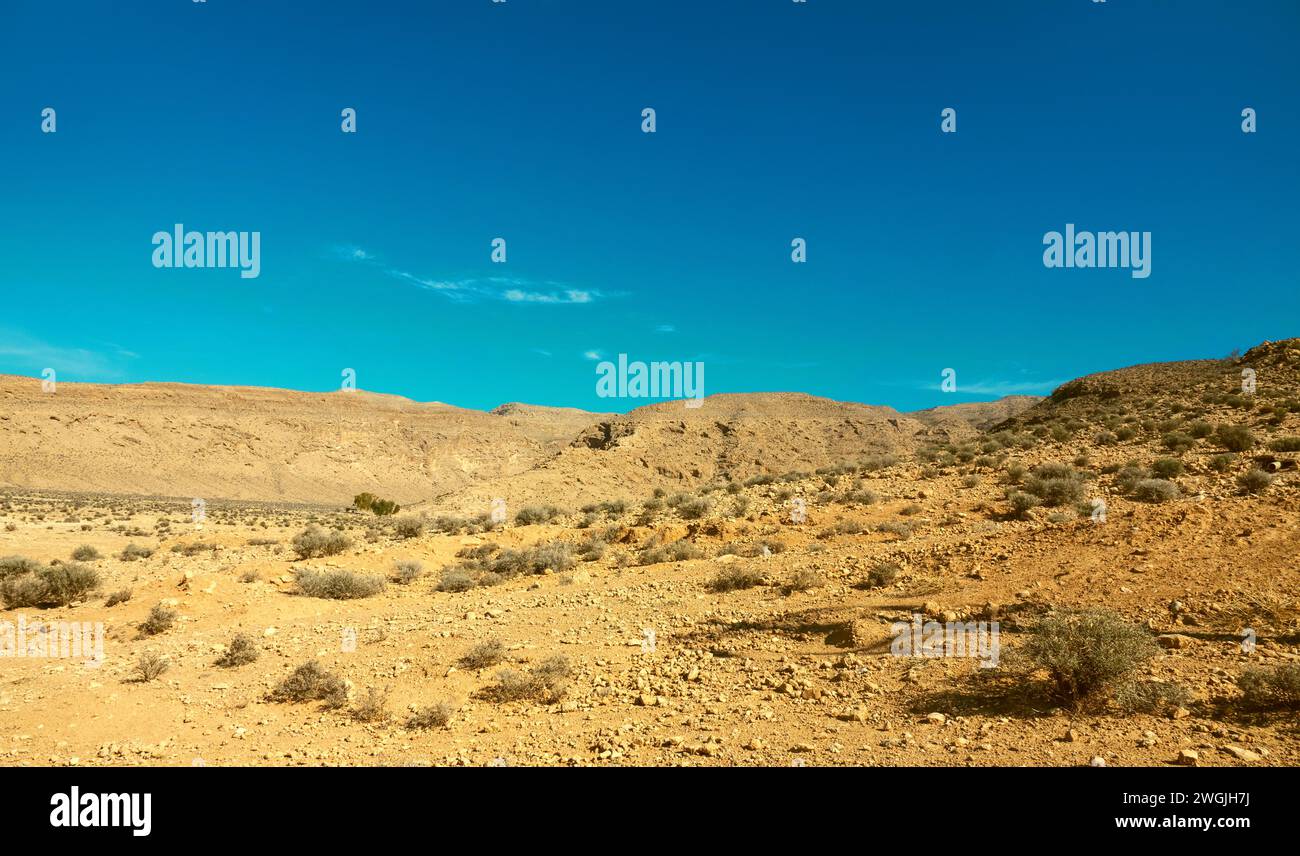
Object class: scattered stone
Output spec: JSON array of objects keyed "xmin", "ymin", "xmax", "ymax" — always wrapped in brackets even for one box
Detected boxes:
[
  {"xmin": 1222, "ymin": 745, "xmax": 1261, "ymax": 763},
  {"xmin": 1157, "ymin": 634, "xmax": 1196, "ymax": 650}
]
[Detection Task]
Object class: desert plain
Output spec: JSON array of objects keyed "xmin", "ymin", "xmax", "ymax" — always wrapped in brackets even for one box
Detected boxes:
[{"xmin": 0, "ymin": 340, "xmax": 1297, "ymax": 767}]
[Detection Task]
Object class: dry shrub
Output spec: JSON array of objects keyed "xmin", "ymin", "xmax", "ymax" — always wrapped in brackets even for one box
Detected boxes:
[
  {"xmin": 134, "ymin": 652, "xmax": 169, "ymax": 683},
  {"xmin": 487, "ymin": 656, "xmax": 571, "ymax": 703},
  {"xmin": 138, "ymin": 604, "xmax": 177, "ymax": 637},
  {"xmin": 268, "ymin": 660, "xmax": 348, "ymax": 708},
  {"xmin": 1238, "ymin": 664, "xmax": 1300, "ymax": 711},
  {"xmin": 459, "ymin": 638, "xmax": 506, "ymax": 670},
  {"xmin": 215, "ymin": 633, "xmax": 259, "ymax": 667},
  {"xmin": 291, "ymin": 524, "xmax": 352, "ymax": 559},
  {"xmin": 295, "ymin": 568, "xmax": 385, "ymax": 599},
  {"xmin": 407, "ymin": 701, "xmax": 456, "ymax": 729},
  {"xmin": 708, "ymin": 565, "xmax": 765, "ymax": 592}
]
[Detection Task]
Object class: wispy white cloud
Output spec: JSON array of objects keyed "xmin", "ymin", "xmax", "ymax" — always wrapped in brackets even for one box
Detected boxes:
[
  {"xmin": 0, "ymin": 329, "xmax": 135, "ymax": 380},
  {"xmin": 332, "ymin": 244, "xmax": 373, "ymax": 262},
  {"xmin": 921, "ymin": 377, "xmax": 1062, "ymax": 396},
  {"xmin": 340, "ymin": 246, "xmax": 604, "ymax": 305},
  {"xmin": 655, "ymin": 323, "xmax": 676, "ymax": 333},
  {"xmin": 582, "ymin": 350, "xmax": 603, "ymax": 361},
  {"xmin": 503, "ymin": 288, "xmax": 594, "ymax": 304}
]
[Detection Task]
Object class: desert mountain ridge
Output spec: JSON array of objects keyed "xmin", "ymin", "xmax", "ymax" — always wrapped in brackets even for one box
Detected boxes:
[
  {"xmin": 0, "ymin": 374, "xmax": 1000, "ymax": 506},
  {"xmin": 1, "ymin": 339, "xmax": 1294, "ymax": 507}
]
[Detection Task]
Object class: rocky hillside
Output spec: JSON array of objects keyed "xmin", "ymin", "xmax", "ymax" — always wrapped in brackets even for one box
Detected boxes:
[
  {"xmin": 0, "ymin": 377, "xmax": 600, "ymax": 506},
  {"xmin": 991, "ymin": 340, "xmax": 1300, "ymax": 442},
  {"xmin": 430, "ymin": 393, "xmax": 930, "ymax": 512}
]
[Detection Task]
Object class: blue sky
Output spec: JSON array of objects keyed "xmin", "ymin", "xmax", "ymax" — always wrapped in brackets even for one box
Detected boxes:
[{"xmin": 2, "ymin": 0, "xmax": 1297, "ymax": 413}]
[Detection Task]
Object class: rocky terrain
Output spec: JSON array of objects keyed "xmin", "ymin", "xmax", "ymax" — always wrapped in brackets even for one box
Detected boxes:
[
  {"xmin": 0, "ymin": 378, "xmax": 605, "ymax": 505},
  {"xmin": 0, "ymin": 341, "xmax": 1297, "ymax": 767}
]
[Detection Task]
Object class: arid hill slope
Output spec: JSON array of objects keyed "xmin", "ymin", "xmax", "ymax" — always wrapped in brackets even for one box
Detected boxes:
[
  {"xmin": 911, "ymin": 395, "xmax": 1041, "ymax": 438},
  {"xmin": 0, "ymin": 379, "xmax": 982, "ymax": 511},
  {"xmin": 0, "ymin": 377, "xmax": 603, "ymax": 505},
  {"xmin": 988, "ymin": 340, "xmax": 1300, "ymax": 446},
  {"xmin": 432, "ymin": 393, "xmax": 931, "ymax": 512}
]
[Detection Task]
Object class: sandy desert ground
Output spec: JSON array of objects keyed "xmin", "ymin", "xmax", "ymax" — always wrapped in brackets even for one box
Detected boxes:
[{"xmin": 0, "ymin": 340, "xmax": 1297, "ymax": 767}]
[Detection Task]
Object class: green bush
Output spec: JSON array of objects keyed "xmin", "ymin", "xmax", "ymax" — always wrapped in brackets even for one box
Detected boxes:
[
  {"xmin": 134, "ymin": 652, "xmax": 169, "ymax": 683},
  {"xmin": 0, "ymin": 574, "xmax": 48, "ymax": 609},
  {"xmin": 488, "ymin": 541, "xmax": 576, "ymax": 576},
  {"xmin": 1023, "ymin": 463, "xmax": 1085, "ymax": 507},
  {"xmin": 1208, "ymin": 454, "xmax": 1235, "ymax": 473},
  {"xmin": 1215, "ymin": 424, "xmax": 1255, "ymax": 452},
  {"xmin": 1269, "ymin": 436, "xmax": 1300, "ymax": 452},
  {"xmin": 1, "ymin": 563, "xmax": 100, "ymax": 608},
  {"xmin": 43, "ymin": 562, "xmax": 101, "ymax": 604},
  {"xmin": 71, "ymin": 545, "xmax": 101, "ymax": 561},
  {"xmin": 1237, "ymin": 468, "xmax": 1274, "ymax": 494},
  {"xmin": 1133, "ymin": 479, "xmax": 1179, "ymax": 503},
  {"xmin": 354, "ymin": 493, "xmax": 400, "ymax": 516},
  {"xmin": 1022, "ymin": 609, "xmax": 1158, "ymax": 710},
  {"xmin": 1151, "ymin": 458, "xmax": 1184, "ymax": 478},
  {"xmin": 1007, "ymin": 489, "xmax": 1041, "ymax": 519}
]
